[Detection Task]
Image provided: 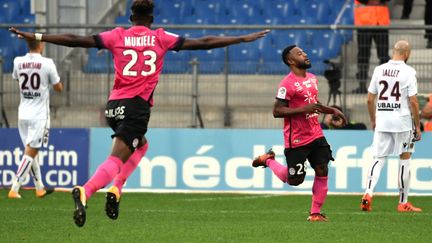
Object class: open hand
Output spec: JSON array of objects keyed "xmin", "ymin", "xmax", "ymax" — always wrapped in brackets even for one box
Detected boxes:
[
  {"xmin": 9, "ymin": 27, "xmax": 34, "ymax": 40},
  {"xmin": 241, "ymin": 29, "xmax": 271, "ymax": 42}
]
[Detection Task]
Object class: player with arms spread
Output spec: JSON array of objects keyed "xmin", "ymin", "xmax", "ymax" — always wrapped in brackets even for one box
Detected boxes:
[
  {"xmin": 10, "ymin": 0, "xmax": 269, "ymax": 227},
  {"xmin": 252, "ymin": 45, "xmax": 346, "ymax": 222},
  {"xmin": 9, "ymin": 39, "xmax": 63, "ymax": 199},
  {"xmin": 361, "ymin": 40, "xmax": 422, "ymax": 212}
]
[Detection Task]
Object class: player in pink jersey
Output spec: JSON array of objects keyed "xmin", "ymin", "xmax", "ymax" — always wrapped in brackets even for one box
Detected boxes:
[
  {"xmin": 10, "ymin": 0, "xmax": 269, "ymax": 227},
  {"xmin": 252, "ymin": 45, "xmax": 346, "ymax": 222}
]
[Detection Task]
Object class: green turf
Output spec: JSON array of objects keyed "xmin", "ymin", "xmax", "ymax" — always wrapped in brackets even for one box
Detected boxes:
[{"xmin": 0, "ymin": 190, "xmax": 431, "ymax": 242}]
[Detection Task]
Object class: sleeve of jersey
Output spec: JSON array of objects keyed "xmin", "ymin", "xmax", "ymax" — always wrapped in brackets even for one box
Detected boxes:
[
  {"xmin": 275, "ymin": 83, "xmax": 293, "ymax": 103},
  {"xmin": 94, "ymin": 29, "xmax": 117, "ymax": 50},
  {"xmin": 160, "ymin": 30, "xmax": 185, "ymax": 51},
  {"xmin": 407, "ymin": 71, "xmax": 418, "ymax": 97},
  {"xmin": 48, "ymin": 60, "xmax": 61, "ymax": 85},
  {"xmin": 12, "ymin": 58, "xmax": 18, "ymax": 80}
]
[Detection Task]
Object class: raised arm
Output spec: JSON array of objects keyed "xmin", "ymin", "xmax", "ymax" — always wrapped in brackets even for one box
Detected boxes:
[
  {"xmin": 179, "ymin": 30, "xmax": 270, "ymax": 50},
  {"xmin": 9, "ymin": 27, "xmax": 97, "ymax": 48}
]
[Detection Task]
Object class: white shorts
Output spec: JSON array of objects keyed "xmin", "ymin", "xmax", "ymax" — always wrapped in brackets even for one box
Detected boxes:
[
  {"xmin": 18, "ymin": 119, "xmax": 50, "ymax": 148},
  {"xmin": 371, "ymin": 130, "xmax": 415, "ymax": 157}
]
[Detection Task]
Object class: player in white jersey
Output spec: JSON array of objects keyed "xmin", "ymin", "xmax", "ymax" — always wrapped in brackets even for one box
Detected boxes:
[
  {"xmin": 8, "ymin": 39, "xmax": 63, "ymax": 199},
  {"xmin": 361, "ymin": 40, "xmax": 422, "ymax": 212}
]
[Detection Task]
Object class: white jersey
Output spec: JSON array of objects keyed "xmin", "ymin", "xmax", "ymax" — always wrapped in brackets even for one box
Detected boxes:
[
  {"xmin": 368, "ymin": 60, "xmax": 417, "ymax": 132},
  {"xmin": 12, "ymin": 53, "xmax": 60, "ymax": 120}
]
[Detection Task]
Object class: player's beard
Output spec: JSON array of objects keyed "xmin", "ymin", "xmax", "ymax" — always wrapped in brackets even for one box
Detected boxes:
[{"xmin": 298, "ymin": 61, "xmax": 312, "ymax": 69}]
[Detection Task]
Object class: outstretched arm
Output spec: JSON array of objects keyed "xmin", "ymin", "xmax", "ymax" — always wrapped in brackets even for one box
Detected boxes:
[
  {"xmin": 9, "ymin": 27, "xmax": 97, "ymax": 48},
  {"xmin": 180, "ymin": 30, "xmax": 270, "ymax": 50}
]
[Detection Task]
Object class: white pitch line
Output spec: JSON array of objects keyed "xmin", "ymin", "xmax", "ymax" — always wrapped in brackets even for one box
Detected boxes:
[
  {"xmin": 180, "ymin": 194, "xmax": 283, "ymax": 202},
  {"xmin": 3, "ymin": 207, "xmax": 432, "ymax": 216}
]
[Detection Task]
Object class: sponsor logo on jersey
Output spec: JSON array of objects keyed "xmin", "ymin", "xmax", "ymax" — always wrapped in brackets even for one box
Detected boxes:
[
  {"xmin": 22, "ymin": 91, "xmax": 41, "ymax": 99},
  {"xmin": 377, "ymin": 102, "xmax": 401, "ymax": 111}
]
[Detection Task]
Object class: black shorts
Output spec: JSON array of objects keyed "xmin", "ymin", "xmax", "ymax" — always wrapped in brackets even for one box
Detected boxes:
[
  {"xmin": 105, "ymin": 96, "xmax": 150, "ymax": 152},
  {"xmin": 284, "ymin": 137, "xmax": 334, "ymax": 181}
]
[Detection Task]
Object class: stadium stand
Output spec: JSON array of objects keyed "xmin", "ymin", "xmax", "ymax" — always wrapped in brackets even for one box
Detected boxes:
[
  {"xmin": 105, "ymin": 0, "xmax": 353, "ymax": 74},
  {"xmin": 0, "ymin": 0, "xmax": 353, "ymax": 74},
  {"xmin": 0, "ymin": 0, "xmax": 35, "ymax": 72}
]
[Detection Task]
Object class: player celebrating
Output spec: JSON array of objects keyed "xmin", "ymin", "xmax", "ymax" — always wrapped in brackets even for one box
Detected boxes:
[
  {"xmin": 252, "ymin": 45, "xmax": 346, "ymax": 222},
  {"xmin": 10, "ymin": 0, "xmax": 269, "ymax": 227},
  {"xmin": 9, "ymin": 39, "xmax": 63, "ymax": 199},
  {"xmin": 361, "ymin": 40, "xmax": 422, "ymax": 212}
]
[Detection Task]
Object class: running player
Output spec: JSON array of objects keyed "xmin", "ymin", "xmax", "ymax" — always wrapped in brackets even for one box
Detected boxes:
[
  {"xmin": 252, "ymin": 45, "xmax": 346, "ymax": 222},
  {"xmin": 9, "ymin": 39, "xmax": 63, "ymax": 199},
  {"xmin": 10, "ymin": 0, "xmax": 269, "ymax": 227},
  {"xmin": 361, "ymin": 40, "xmax": 422, "ymax": 212}
]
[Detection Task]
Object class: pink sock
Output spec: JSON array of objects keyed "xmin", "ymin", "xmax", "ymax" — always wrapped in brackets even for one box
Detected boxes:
[
  {"xmin": 83, "ymin": 156, "xmax": 123, "ymax": 199},
  {"xmin": 113, "ymin": 143, "xmax": 148, "ymax": 194},
  {"xmin": 266, "ymin": 158, "xmax": 288, "ymax": 183},
  {"xmin": 311, "ymin": 176, "xmax": 328, "ymax": 214}
]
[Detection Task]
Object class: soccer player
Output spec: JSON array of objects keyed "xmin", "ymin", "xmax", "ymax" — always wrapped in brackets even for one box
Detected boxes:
[
  {"xmin": 252, "ymin": 45, "xmax": 346, "ymax": 222},
  {"xmin": 10, "ymin": 0, "xmax": 269, "ymax": 227},
  {"xmin": 361, "ymin": 40, "xmax": 422, "ymax": 212},
  {"xmin": 8, "ymin": 39, "xmax": 63, "ymax": 199}
]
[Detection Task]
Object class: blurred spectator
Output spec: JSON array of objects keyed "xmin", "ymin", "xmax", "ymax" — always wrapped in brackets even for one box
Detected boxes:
[
  {"xmin": 321, "ymin": 105, "xmax": 367, "ymax": 130},
  {"xmin": 426, "ymin": 0, "xmax": 432, "ymax": 48},
  {"xmin": 401, "ymin": 0, "xmax": 413, "ymax": 19},
  {"xmin": 421, "ymin": 94, "xmax": 432, "ymax": 131},
  {"xmin": 353, "ymin": 0, "xmax": 391, "ymax": 94}
]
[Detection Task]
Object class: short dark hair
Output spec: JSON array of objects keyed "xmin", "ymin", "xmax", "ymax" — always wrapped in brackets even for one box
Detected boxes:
[
  {"xmin": 281, "ymin": 45, "xmax": 296, "ymax": 66},
  {"xmin": 27, "ymin": 39, "xmax": 41, "ymax": 51},
  {"xmin": 131, "ymin": 0, "xmax": 154, "ymax": 17}
]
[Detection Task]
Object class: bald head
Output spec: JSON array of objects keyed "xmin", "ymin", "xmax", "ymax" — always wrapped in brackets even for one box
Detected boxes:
[{"xmin": 392, "ymin": 40, "xmax": 411, "ymax": 61}]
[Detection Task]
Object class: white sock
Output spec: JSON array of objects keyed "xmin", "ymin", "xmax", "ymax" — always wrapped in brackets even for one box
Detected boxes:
[
  {"xmin": 30, "ymin": 156, "xmax": 45, "ymax": 190},
  {"xmin": 11, "ymin": 155, "xmax": 34, "ymax": 192},
  {"xmin": 398, "ymin": 159, "xmax": 410, "ymax": 204},
  {"xmin": 365, "ymin": 157, "xmax": 386, "ymax": 196}
]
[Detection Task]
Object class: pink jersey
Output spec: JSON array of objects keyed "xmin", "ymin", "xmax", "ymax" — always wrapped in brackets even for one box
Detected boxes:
[
  {"xmin": 97, "ymin": 26, "xmax": 183, "ymax": 105},
  {"xmin": 275, "ymin": 72, "xmax": 324, "ymax": 148}
]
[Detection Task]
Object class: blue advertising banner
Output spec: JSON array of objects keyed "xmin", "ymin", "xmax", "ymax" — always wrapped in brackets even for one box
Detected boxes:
[
  {"xmin": 90, "ymin": 128, "xmax": 432, "ymax": 194},
  {"xmin": 0, "ymin": 128, "xmax": 89, "ymax": 188}
]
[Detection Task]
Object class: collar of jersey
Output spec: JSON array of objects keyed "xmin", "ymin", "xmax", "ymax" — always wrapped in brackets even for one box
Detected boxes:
[{"xmin": 388, "ymin": 60, "xmax": 404, "ymax": 64}]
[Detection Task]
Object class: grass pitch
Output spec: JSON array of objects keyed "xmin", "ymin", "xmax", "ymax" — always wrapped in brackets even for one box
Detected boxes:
[{"xmin": 0, "ymin": 190, "xmax": 431, "ymax": 242}]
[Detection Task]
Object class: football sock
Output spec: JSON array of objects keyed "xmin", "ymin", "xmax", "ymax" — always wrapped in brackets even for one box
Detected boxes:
[
  {"xmin": 11, "ymin": 155, "xmax": 34, "ymax": 192},
  {"xmin": 266, "ymin": 158, "xmax": 288, "ymax": 183},
  {"xmin": 398, "ymin": 159, "xmax": 410, "ymax": 204},
  {"xmin": 30, "ymin": 157, "xmax": 45, "ymax": 190},
  {"xmin": 311, "ymin": 176, "xmax": 328, "ymax": 214},
  {"xmin": 83, "ymin": 156, "xmax": 123, "ymax": 199},
  {"xmin": 113, "ymin": 143, "xmax": 149, "ymax": 194},
  {"xmin": 364, "ymin": 157, "xmax": 386, "ymax": 196}
]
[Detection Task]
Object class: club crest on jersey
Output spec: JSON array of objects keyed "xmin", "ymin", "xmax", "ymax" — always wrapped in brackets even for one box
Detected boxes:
[
  {"xmin": 277, "ymin": 87, "xmax": 287, "ymax": 99},
  {"xmin": 303, "ymin": 90, "xmax": 316, "ymax": 103}
]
